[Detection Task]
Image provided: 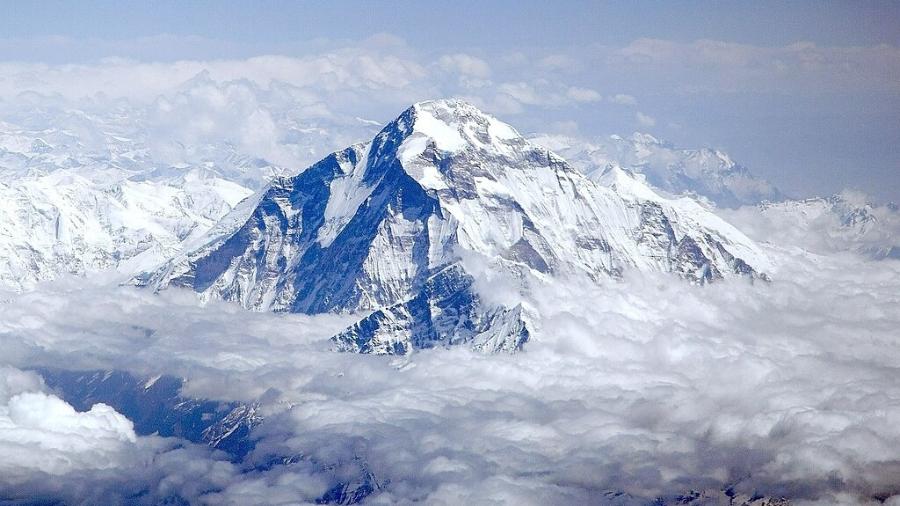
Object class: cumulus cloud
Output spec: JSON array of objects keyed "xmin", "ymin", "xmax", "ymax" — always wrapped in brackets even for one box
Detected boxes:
[
  {"xmin": 438, "ymin": 53, "xmax": 491, "ymax": 78},
  {"xmin": 537, "ymin": 53, "xmax": 581, "ymax": 72},
  {"xmin": 722, "ymin": 191, "xmax": 900, "ymax": 259},
  {"xmin": 492, "ymin": 80, "xmax": 606, "ymax": 111},
  {"xmin": 566, "ymin": 86, "xmax": 602, "ymax": 102},
  {"xmin": 0, "ymin": 50, "xmax": 428, "ymax": 102},
  {"xmin": 147, "ymin": 76, "xmax": 298, "ymax": 167},
  {"xmin": 609, "ymin": 93, "xmax": 637, "ymax": 105},
  {"xmin": 3, "ymin": 35, "xmax": 895, "ymax": 205},
  {"xmin": 0, "ymin": 40, "xmax": 617, "ymax": 173},
  {"xmin": 636, "ymin": 111, "xmax": 656, "ymax": 127},
  {"xmin": 0, "ymin": 72, "xmax": 387, "ymax": 176},
  {"xmin": 497, "ymin": 81, "xmax": 544, "ymax": 105},
  {"xmin": 0, "ymin": 366, "xmax": 152, "ymax": 501},
  {"xmin": 0, "ymin": 391, "xmax": 136, "ymax": 476},
  {"xmin": 0, "ymin": 363, "xmax": 335, "ymax": 504}
]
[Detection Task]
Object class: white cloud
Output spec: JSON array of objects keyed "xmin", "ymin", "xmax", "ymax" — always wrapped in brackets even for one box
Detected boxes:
[
  {"xmin": 636, "ymin": 111, "xmax": 656, "ymax": 126},
  {"xmin": 146, "ymin": 77, "xmax": 311, "ymax": 168},
  {"xmin": 0, "ymin": 44, "xmax": 612, "ymax": 172},
  {"xmin": 495, "ymin": 81, "xmax": 605, "ymax": 110},
  {"xmin": 438, "ymin": 53, "xmax": 491, "ymax": 78},
  {"xmin": 548, "ymin": 120, "xmax": 581, "ymax": 136},
  {"xmin": 0, "ymin": 50, "xmax": 430, "ymax": 102},
  {"xmin": 538, "ymin": 53, "xmax": 578, "ymax": 71},
  {"xmin": 1, "ymin": 36, "xmax": 895, "ymax": 116},
  {"xmin": 609, "ymin": 93, "xmax": 637, "ymax": 105},
  {"xmin": 498, "ymin": 81, "xmax": 543, "ymax": 105},
  {"xmin": 0, "ymin": 367, "xmax": 43, "ymax": 402},
  {"xmin": 0, "ymin": 391, "xmax": 136, "ymax": 475},
  {"xmin": 721, "ymin": 191, "xmax": 900, "ymax": 258},
  {"xmin": 0, "ymin": 364, "xmax": 332, "ymax": 504},
  {"xmin": 0, "ymin": 366, "xmax": 143, "ymax": 493},
  {"xmin": 1, "ymin": 244, "xmax": 900, "ymax": 503},
  {"xmin": 566, "ymin": 86, "xmax": 602, "ymax": 102}
]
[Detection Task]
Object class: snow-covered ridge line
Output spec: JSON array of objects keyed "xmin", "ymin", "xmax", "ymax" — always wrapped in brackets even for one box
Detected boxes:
[{"xmin": 531, "ymin": 130, "xmax": 783, "ymax": 208}]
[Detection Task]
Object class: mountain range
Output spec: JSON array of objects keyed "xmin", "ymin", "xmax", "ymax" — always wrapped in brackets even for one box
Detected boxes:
[
  {"xmin": 0, "ymin": 89, "xmax": 375, "ymax": 292},
  {"xmin": 2, "ymin": 98, "xmax": 894, "ymax": 354},
  {"xmin": 532, "ymin": 131, "xmax": 783, "ymax": 208}
]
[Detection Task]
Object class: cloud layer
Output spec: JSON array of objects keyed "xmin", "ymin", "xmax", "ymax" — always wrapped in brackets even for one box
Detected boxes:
[{"xmin": 1, "ymin": 243, "xmax": 899, "ymax": 503}]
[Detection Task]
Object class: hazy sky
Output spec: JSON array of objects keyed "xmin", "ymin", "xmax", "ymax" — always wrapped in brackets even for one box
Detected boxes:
[{"xmin": 2, "ymin": 0, "xmax": 899, "ymax": 201}]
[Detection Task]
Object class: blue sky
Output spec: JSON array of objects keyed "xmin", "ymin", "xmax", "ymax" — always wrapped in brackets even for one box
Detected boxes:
[
  {"xmin": 5, "ymin": 1, "xmax": 899, "ymax": 52},
  {"xmin": 2, "ymin": 0, "xmax": 899, "ymax": 201}
]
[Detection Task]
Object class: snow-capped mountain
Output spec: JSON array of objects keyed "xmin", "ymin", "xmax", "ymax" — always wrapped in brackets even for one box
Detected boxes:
[
  {"xmin": 0, "ymin": 121, "xmax": 262, "ymax": 292},
  {"xmin": 0, "ymin": 82, "xmax": 381, "ymax": 292},
  {"xmin": 0, "ymin": 169, "xmax": 251, "ymax": 292},
  {"xmin": 532, "ymin": 132, "xmax": 783, "ymax": 207},
  {"xmin": 723, "ymin": 191, "xmax": 900, "ymax": 259},
  {"xmin": 137, "ymin": 99, "xmax": 771, "ymax": 354}
]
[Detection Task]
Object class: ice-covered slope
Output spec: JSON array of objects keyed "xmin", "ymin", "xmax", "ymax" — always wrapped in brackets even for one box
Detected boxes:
[
  {"xmin": 533, "ymin": 132, "xmax": 782, "ymax": 207},
  {"xmin": 137, "ymin": 100, "xmax": 771, "ymax": 354}
]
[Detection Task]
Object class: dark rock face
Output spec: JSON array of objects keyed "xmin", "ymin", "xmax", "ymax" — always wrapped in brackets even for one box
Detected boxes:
[
  {"xmin": 331, "ymin": 265, "xmax": 529, "ymax": 354},
  {"xmin": 36, "ymin": 367, "xmax": 260, "ymax": 460},
  {"xmin": 35, "ymin": 368, "xmax": 385, "ymax": 504}
]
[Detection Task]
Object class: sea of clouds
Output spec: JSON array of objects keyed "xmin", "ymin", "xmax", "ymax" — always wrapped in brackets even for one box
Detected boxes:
[{"xmin": 1, "ymin": 240, "xmax": 899, "ymax": 504}]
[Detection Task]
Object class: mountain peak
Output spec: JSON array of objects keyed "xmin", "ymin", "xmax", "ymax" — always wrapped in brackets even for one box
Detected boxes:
[
  {"xmin": 382, "ymin": 98, "xmax": 539, "ymax": 193},
  {"xmin": 629, "ymin": 132, "xmax": 663, "ymax": 146},
  {"xmin": 411, "ymin": 98, "xmax": 483, "ymax": 116},
  {"xmin": 401, "ymin": 99, "xmax": 523, "ymax": 154},
  {"xmin": 137, "ymin": 101, "xmax": 771, "ymax": 355}
]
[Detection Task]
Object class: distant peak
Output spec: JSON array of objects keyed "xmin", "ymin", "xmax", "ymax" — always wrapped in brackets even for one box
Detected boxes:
[
  {"xmin": 178, "ymin": 69, "xmax": 215, "ymax": 89},
  {"xmin": 629, "ymin": 132, "xmax": 662, "ymax": 145}
]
